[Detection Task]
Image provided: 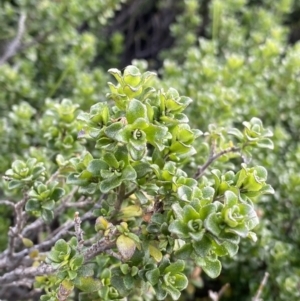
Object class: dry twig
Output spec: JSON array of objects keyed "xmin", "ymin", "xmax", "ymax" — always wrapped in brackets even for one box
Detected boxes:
[
  {"xmin": 209, "ymin": 283, "xmax": 230, "ymax": 301},
  {"xmin": 0, "ymin": 13, "xmax": 26, "ymax": 66},
  {"xmin": 253, "ymin": 272, "xmax": 270, "ymax": 301},
  {"xmin": 194, "ymin": 146, "xmax": 240, "ymax": 179}
]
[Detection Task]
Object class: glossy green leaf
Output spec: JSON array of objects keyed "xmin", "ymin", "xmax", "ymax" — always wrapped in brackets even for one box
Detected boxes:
[
  {"xmin": 70, "ymin": 254, "xmax": 84, "ymax": 270},
  {"xmin": 161, "ymin": 285, "xmax": 181, "ymax": 300},
  {"xmin": 8, "ymin": 180, "xmax": 24, "ymax": 190},
  {"xmin": 54, "ymin": 239, "xmax": 69, "ymax": 254},
  {"xmin": 168, "ymin": 220, "xmax": 189, "ymax": 238},
  {"xmin": 41, "ymin": 209, "xmax": 54, "ymax": 223},
  {"xmin": 195, "ymin": 257, "xmax": 222, "ymax": 278},
  {"xmin": 175, "ymin": 243, "xmax": 193, "ymax": 259},
  {"xmin": 100, "ymin": 176, "xmax": 122, "ymax": 193},
  {"xmin": 126, "ymin": 99, "xmax": 147, "ymax": 124},
  {"xmin": 67, "ymin": 173, "xmax": 89, "ymax": 186},
  {"xmin": 103, "ymin": 153, "xmax": 119, "ymax": 169},
  {"xmin": 50, "ymin": 187, "xmax": 65, "ymax": 201},
  {"xmin": 121, "ymin": 165, "xmax": 137, "ymax": 181},
  {"xmin": 25, "ymin": 199, "xmax": 41, "ymax": 211},
  {"xmin": 165, "ymin": 260, "xmax": 185, "ymax": 273},
  {"xmin": 146, "ymin": 268, "xmax": 160, "ymax": 285},
  {"xmin": 86, "ymin": 159, "xmax": 107, "ymax": 176},
  {"xmin": 193, "ymin": 235, "xmax": 212, "ymax": 257},
  {"xmin": 105, "ymin": 122, "xmax": 123, "ymax": 140},
  {"xmin": 204, "ymin": 213, "xmax": 221, "ymax": 236},
  {"xmin": 182, "ymin": 205, "xmax": 200, "ymax": 223}
]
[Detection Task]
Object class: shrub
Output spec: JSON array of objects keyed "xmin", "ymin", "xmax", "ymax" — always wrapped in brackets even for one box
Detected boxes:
[
  {"xmin": 0, "ymin": 0, "xmax": 299, "ymax": 301},
  {"xmin": 160, "ymin": 0, "xmax": 300, "ymax": 300},
  {"xmin": 0, "ymin": 64, "xmax": 274, "ymax": 300}
]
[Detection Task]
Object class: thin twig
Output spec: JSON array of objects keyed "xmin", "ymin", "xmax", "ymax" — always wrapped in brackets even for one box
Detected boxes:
[
  {"xmin": 7, "ymin": 192, "xmax": 29, "ymax": 259},
  {"xmin": 194, "ymin": 146, "xmax": 240, "ymax": 179},
  {"xmin": 209, "ymin": 283, "xmax": 230, "ymax": 301},
  {"xmin": 105, "ymin": 249, "xmax": 123, "ymax": 261},
  {"xmin": 110, "ymin": 184, "xmax": 126, "ymax": 222},
  {"xmin": 46, "ymin": 169, "xmax": 60, "ymax": 185},
  {"xmin": 124, "ymin": 186, "xmax": 137, "ymax": 199},
  {"xmin": 0, "ymin": 192, "xmax": 104, "ymax": 269},
  {"xmin": 22, "ymin": 186, "xmax": 78, "ymax": 238},
  {"xmin": 0, "ymin": 230, "xmax": 115, "ymax": 285},
  {"xmin": 253, "ymin": 272, "xmax": 269, "ymax": 301},
  {"xmin": 36, "ymin": 221, "xmax": 74, "ymax": 252},
  {"xmin": 65, "ymin": 199, "xmax": 93, "ymax": 208},
  {"xmin": 0, "ymin": 13, "xmax": 26, "ymax": 66},
  {"xmin": 74, "ymin": 212, "xmax": 84, "ymax": 251},
  {"xmin": 0, "ymin": 188, "xmax": 78, "ymax": 268}
]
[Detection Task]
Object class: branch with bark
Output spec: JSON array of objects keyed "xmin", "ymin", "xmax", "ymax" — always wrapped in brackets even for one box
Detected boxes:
[
  {"xmin": 194, "ymin": 145, "xmax": 241, "ymax": 179},
  {"xmin": 0, "ymin": 186, "xmax": 117, "ymax": 295}
]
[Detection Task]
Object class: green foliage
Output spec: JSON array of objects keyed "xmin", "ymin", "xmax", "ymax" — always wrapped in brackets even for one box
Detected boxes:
[
  {"xmin": 1, "ymin": 0, "xmax": 299, "ymax": 301},
  {"xmin": 160, "ymin": 0, "xmax": 300, "ymax": 300},
  {"xmin": 5, "ymin": 158, "xmax": 46, "ymax": 190},
  {"xmin": 1, "ymin": 62, "xmax": 274, "ymax": 301},
  {"xmin": 26, "ymin": 181, "xmax": 65, "ymax": 222}
]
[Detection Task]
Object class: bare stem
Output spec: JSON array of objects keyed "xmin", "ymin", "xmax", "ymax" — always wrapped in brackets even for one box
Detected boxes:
[
  {"xmin": 106, "ymin": 249, "xmax": 123, "ymax": 261},
  {"xmin": 110, "ymin": 184, "xmax": 126, "ymax": 222},
  {"xmin": 0, "ymin": 263, "xmax": 55, "ymax": 285},
  {"xmin": 0, "ymin": 200, "xmax": 15, "ymax": 208},
  {"xmin": 7, "ymin": 192, "xmax": 29, "ymax": 259},
  {"xmin": 0, "ymin": 235, "xmax": 116, "ymax": 285},
  {"xmin": 83, "ymin": 238, "xmax": 115, "ymax": 262},
  {"xmin": 209, "ymin": 283, "xmax": 230, "ymax": 301},
  {"xmin": 0, "ymin": 13, "xmax": 27, "ymax": 66},
  {"xmin": 74, "ymin": 212, "xmax": 84, "ymax": 251},
  {"xmin": 253, "ymin": 272, "xmax": 269, "ymax": 301},
  {"xmin": 194, "ymin": 146, "xmax": 240, "ymax": 179},
  {"xmin": 22, "ymin": 186, "xmax": 78, "ymax": 238}
]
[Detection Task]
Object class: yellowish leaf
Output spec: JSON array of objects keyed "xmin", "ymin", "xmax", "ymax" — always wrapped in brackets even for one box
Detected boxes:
[{"xmin": 116, "ymin": 234, "xmax": 136, "ymax": 260}]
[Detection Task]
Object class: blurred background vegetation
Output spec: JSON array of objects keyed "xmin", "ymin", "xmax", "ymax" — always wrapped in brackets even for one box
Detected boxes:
[{"xmin": 1, "ymin": 0, "xmax": 300, "ymax": 300}]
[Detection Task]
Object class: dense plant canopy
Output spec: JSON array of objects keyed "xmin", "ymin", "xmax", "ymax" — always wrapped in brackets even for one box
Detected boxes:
[{"xmin": 0, "ymin": 0, "xmax": 300, "ymax": 301}]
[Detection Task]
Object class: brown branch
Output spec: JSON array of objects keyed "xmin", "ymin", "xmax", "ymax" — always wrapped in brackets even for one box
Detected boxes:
[{"xmin": 194, "ymin": 146, "xmax": 240, "ymax": 180}]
